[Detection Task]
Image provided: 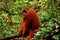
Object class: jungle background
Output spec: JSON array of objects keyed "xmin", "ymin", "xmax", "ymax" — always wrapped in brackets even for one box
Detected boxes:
[{"xmin": 0, "ymin": 0, "xmax": 60, "ymax": 40}]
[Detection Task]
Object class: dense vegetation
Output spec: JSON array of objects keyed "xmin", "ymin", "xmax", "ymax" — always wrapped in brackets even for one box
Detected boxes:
[{"xmin": 0, "ymin": 0, "xmax": 60, "ymax": 40}]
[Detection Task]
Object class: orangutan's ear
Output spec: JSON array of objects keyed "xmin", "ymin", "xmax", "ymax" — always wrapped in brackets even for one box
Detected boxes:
[{"xmin": 34, "ymin": 7, "xmax": 39, "ymax": 12}]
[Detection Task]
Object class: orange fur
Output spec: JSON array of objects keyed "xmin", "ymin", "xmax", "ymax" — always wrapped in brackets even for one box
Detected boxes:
[{"xmin": 18, "ymin": 8, "xmax": 42, "ymax": 40}]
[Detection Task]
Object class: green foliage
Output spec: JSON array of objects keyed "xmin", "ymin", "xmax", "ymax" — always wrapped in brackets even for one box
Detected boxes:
[
  {"xmin": 35, "ymin": 27, "xmax": 52, "ymax": 39},
  {"xmin": 53, "ymin": 34, "xmax": 60, "ymax": 40}
]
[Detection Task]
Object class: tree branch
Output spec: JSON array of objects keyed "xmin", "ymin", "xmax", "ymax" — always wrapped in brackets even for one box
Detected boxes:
[{"xmin": 0, "ymin": 34, "xmax": 21, "ymax": 40}]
